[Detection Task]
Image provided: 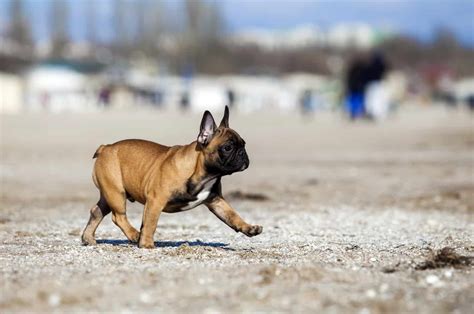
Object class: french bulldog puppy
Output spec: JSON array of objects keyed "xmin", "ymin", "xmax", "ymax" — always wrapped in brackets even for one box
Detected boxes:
[{"xmin": 82, "ymin": 106, "xmax": 262, "ymax": 248}]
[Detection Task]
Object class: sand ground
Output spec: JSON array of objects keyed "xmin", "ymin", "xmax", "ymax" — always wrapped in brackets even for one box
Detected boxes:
[{"xmin": 0, "ymin": 106, "xmax": 473, "ymax": 313}]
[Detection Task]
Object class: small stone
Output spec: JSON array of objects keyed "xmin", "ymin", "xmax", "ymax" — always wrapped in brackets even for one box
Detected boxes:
[
  {"xmin": 48, "ymin": 293, "xmax": 61, "ymax": 307},
  {"xmin": 444, "ymin": 270, "xmax": 453, "ymax": 278},
  {"xmin": 139, "ymin": 292, "xmax": 152, "ymax": 304},
  {"xmin": 425, "ymin": 274, "xmax": 444, "ymax": 287},
  {"xmin": 425, "ymin": 275, "xmax": 438, "ymax": 284},
  {"xmin": 381, "ymin": 266, "xmax": 396, "ymax": 273},
  {"xmin": 366, "ymin": 289, "xmax": 376, "ymax": 298}
]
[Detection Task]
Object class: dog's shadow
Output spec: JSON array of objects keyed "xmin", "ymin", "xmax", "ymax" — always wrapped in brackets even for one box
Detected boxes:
[{"xmin": 96, "ymin": 239, "xmax": 235, "ymax": 251}]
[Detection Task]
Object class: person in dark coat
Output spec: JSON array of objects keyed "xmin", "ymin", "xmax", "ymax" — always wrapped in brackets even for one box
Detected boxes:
[
  {"xmin": 345, "ymin": 58, "xmax": 368, "ymax": 120},
  {"xmin": 344, "ymin": 52, "xmax": 388, "ymax": 120}
]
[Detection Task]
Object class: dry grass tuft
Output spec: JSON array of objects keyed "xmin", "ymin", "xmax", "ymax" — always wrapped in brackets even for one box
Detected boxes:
[{"xmin": 416, "ymin": 247, "xmax": 472, "ymax": 270}]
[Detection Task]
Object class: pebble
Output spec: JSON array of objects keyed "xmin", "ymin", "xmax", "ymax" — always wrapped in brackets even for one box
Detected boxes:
[
  {"xmin": 366, "ymin": 289, "xmax": 376, "ymax": 298},
  {"xmin": 48, "ymin": 293, "xmax": 61, "ymax": 307},
  {"xmin": 444, "ymin": 270, "xmax": 453, "ymax": 278},
  {"xmin": 139, "ymin": 292, "xmax": 152, "ymax": 304},
  {"xmin": 380, "ymin": 283, "xmax": 389, "ymax": 293},
  {"xmin": 425, "ymin": 275, "xmax": 445, "ymax": 287}
]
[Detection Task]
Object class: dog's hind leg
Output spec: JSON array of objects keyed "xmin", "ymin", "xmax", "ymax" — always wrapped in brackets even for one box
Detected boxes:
[
  {"xmin": 104, "ymin": 189, "xmax": 140, "ymax": 243},
  {"xmin": 81, "ymin": 197, "xmax": 111, "ymax": 245}
]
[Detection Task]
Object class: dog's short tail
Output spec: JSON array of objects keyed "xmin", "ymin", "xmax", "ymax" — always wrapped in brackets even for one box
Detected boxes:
[{"xmin": 93, "ymin": 145, "xmax": 106, "ymax": 159}]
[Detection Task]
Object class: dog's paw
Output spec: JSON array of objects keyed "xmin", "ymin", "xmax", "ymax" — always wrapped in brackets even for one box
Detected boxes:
[
  {"xmin": 242, "ymin": 224, "xmax": 263, "ymax": 237},
  {"xmin": 129, "ymin": 231, "xmax": 140, "ymax": 243},
  {"xmin": 81, "ymin": 234, "xmax": 97, "ymax": 246},
  {"xmin": 138, "ymin": 241, "xmax": 155, "ymax": 249}
]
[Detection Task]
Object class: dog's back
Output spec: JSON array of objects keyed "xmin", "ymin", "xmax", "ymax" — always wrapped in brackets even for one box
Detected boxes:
[{"xmin": 92, "ymin": 139, "xmax": 170, "ymax": 204}]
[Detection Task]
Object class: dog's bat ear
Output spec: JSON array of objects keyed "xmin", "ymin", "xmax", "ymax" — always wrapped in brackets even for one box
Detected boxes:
[
  {"xmin": 219, "ymin": 105, "xmax": 230, "ymax": 128},
  {"xmin": 197, "ymin": 110, "xmax": 217, "ymax": 146}
]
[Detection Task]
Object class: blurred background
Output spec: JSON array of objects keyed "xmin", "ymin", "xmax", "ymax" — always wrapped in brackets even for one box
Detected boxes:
[{"xmin": 0, "ymin": 0, "xmax": 473, "ymax": 116}]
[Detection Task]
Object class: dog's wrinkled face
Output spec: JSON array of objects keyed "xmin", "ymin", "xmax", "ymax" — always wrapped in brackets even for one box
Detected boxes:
[{"xmin": 197, "ymin": 106, "xmax": 249, "ymax": 176}]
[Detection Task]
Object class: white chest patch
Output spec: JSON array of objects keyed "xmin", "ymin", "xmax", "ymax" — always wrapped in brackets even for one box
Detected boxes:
[{"xmin": 181, "ymin": 179, "xmax": 217, "ymax": 210}]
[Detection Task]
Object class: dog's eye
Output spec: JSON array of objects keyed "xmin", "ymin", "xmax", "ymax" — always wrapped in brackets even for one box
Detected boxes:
[{"xmin": 223, "ymin": 144, "xmax": 233, "ymax": 152}]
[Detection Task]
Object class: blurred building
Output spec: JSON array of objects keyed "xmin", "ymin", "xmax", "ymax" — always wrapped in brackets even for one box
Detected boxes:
[
  {"xmin": 0, "ymin": 71, "xmax": 23, "ymax": 114},
  {"xmin": 230, "ymin": 23, "xmax": 392, "ymax": 50},
  {"xmin": 25, "ymin": 60, "xmax": 102, "ymax": 112}
]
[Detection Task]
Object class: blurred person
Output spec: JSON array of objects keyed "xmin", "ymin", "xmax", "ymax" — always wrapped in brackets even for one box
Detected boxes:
[
  {"xmin": 467, "ymin": 95, "xmax": 474, "ymax": 111},
  {"xmin": 435, "ymin": 72, "xmax": 456, "ymax": 107},
  {"xmin": 98, "ymin": 86, "xmax": 112, "ymax": 108},
  {"xmin": 40, "ymin": 91, "xmax": 50, "ymax": 111},
  {"xmin": 345, "ymin": 52, "xmax": 390, "ymax": 121},
  {"xmin": 365, "ymin": 80, "xmax": 390, "ymax": 120},
  {"xmin": 365, "ymin": 52, "xmax": 390, "ymax": 120},
  {"xmin": 344, "ymin": 57, "xmax": 368, "ymax": 120},
  {"xmin": 180, "ymin": 63, "xmax": 194, "ymax": 111},
  {"xmin": 226, "ymin": 88, "xmax": 236, "ymax": 109},
  {"xmin": 300, "ymin": 89, "xmax": 314, "ymax": 116},
  {"xmin": 180, "ymin": 91, "xmax": 190, "ymax": 111},
  {"xmin": 366, "ymin": 52, "xmax": 387, "ymax": 82},
  {"xmin": 152, "ymin": 89, "xmax": 164, "ymax": 108}
]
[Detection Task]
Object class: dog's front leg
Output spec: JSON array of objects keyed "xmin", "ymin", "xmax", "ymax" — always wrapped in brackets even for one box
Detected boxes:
[
  {"xmin": 205, "ymin": 196, "xmax": 262, "ymax": 237},
  {"xmin": 139, "ymin": 197, "xmax": 166, "ymax": 249}
]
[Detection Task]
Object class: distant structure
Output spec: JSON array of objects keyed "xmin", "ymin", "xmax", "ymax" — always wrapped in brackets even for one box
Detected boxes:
[{"xmin": 230, "ymin": 23, "xmax": 394, "ymax": 50}]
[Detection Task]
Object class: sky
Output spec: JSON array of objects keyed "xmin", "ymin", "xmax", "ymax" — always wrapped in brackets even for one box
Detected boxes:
[
  {"xmin": 0, "ymin": 0, "xmax": 473, "ymax": 46},
  {"xmin": 220, "ymin": 0, "xmax": 474, "ymax": 44}
]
